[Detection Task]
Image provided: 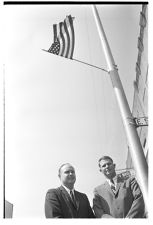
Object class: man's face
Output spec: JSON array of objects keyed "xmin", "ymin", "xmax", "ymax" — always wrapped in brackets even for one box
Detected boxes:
[
  {"xmin": 59, "ymin": 164, "xmax": 76, "ymax": 187},
  {"xmin": 99, "ymin": 159, "xmax": 116, "ymax": 179}
]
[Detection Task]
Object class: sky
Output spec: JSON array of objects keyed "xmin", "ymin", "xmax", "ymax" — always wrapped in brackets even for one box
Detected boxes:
[{"xmin": 2, "ymin": 3, "xmax": 144, "ymax": 218}]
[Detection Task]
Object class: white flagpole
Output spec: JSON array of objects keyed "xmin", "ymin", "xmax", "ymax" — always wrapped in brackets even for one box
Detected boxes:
[{"xmin": 92, "ymin": 5, "xmax": 148, "ymax": 208}]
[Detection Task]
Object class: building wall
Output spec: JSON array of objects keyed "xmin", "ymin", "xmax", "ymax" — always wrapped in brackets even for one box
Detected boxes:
[
  {"xmin": 126, "ymin": 4, "xmax": 148, "ymax": 170},
  {"xmin": 5, "ymin": 200, "xmax": 13, "ymax": 218}
]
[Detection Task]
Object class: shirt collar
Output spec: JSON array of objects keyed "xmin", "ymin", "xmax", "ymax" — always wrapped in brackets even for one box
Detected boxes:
[
  {"xmin": 106, "ymin": 175, "xmax": 117, "ymax": 186},
  {"xmin": 62, "ymin": 185, "xmax": 74, "ymax": 195},
  {"xmin": 113, "ymin": 175, "xmax": 117, "ymax": 182}
]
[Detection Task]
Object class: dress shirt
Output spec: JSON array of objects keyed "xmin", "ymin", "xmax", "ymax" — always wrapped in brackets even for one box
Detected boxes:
[
  {"xmin": 107, "ymin": 175, "xmax": 117, "ymax": 188},
  {"xmin": 62, "ymin": 185, "xmax": 75, "ymax": 196}
]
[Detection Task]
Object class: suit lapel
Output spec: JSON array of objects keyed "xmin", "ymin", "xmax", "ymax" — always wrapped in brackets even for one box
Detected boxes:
[
  {"xmin": 114, "ymin": 174, "xmax": 126, "ymax": 195},
  {"xmin": 114, "ymin": 181, "xmax": 121, "ymax": 195},
  {"xmin": 104, "ymin": 181, "xmax": 112, "ymax": 194},
  {"xmin": 74, "ymin": 191, "xmax": 80, "ymax": 210},
  {"xmin": 59, "ymin": 186, "xmax": 71, "ymax": 202},
  {"xmin": 58, "ymin": 186, "xmax": 74, "ymax": 217},
  {"xmin": 59, "ymin": 186, "xmax": 78, "ymax": 210},
  {"xmin": 104, "ymin": 180, "xmax": 121, "ymax": 196}
]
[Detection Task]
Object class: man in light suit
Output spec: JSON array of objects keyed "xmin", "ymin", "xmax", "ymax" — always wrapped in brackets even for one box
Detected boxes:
[
  {"xmin": 93, "ymin": 156, "xmax": 146, "ymax": 218},
  {"xmin": 45, "ymin": 163, "xmax": 95, "ymax": 218}
]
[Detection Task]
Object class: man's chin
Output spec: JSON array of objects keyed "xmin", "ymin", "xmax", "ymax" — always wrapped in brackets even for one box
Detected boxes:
[
  {"xmin": 68, "ymin": 179, "xmax": 76, "ymax": 184},
  {"xmin": 105, "ymin": 171, "xmax": 111, "ymax": 175},
  {"xmin": 105, "ymin": 173, "xmax": 112, "ymax": 178}
]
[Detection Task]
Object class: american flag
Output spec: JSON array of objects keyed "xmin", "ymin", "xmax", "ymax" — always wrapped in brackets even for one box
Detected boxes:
[{"xmin": 48, "ymin": 15, "xmax": 75, "ymax": 59}]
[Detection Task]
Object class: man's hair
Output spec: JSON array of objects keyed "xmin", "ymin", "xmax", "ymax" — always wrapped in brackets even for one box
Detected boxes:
[
  {"xmin": 58, "ymin": 163, "xmax": 73, "ymax": 177},
  {"xmin": 98, "ymin": 156, "xmax": 113, "ymax": 168}
]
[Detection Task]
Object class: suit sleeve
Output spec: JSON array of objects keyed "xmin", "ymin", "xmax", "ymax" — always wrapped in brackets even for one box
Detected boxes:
[
  {"xmin": 126, "ymin": 177, "xmax": 145, "ymax": 218},
  {"xmin": 45, "ymin": 189, "xmax": 63, "ymax": 218},
  {"xmin": 93, "ymin": 188, "xmax": 106, "ymax": 218},
  {"xmin": 84, "ymin": 194, "xmax": 95, "ymax": 218}
]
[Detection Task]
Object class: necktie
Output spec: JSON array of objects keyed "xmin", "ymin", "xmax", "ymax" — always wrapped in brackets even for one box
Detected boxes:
[
  {"xmin": 70, "ymin": 190, "xmax": 77, "ymax": 208},
  {"xmin": 110, "ymin": 179, "xmax": 116, "ymax": 193}
]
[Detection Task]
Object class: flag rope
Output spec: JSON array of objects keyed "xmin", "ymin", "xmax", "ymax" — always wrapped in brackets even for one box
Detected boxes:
[
  {"xmin": 42, "ymin": 49, "xmax": 108, "ymax": 73},
  {"xmin": 72, "ymin": 58, "xmax": 108, "ymax": 73}
]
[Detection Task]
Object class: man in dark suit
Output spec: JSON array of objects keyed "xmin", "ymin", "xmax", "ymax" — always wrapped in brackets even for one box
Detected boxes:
[
  {"xmin": 93, "ymin": 156, "xmax": 146, "ymax": 218},
  {"xmin": 45, "ymin": 163, "xmax": 95, "ymax": 218}
]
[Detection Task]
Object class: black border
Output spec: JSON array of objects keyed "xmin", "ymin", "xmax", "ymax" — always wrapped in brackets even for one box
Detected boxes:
[{"xmin": 3, "ymin": 1, "xmax": 149, "ymax": 5}]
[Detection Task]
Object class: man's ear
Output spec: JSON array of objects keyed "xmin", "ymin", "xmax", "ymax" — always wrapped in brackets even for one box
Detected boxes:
[{"xmin": 113, "ymin": 163, "xmax": 116, "ymax": 169}]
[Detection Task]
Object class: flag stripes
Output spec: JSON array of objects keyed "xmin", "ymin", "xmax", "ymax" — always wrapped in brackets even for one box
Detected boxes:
[
  {"xmin": 63, "ymin": 18, "xmax": 70, "ymax": 58},
  {"xmin": 53, "ymin": 24, "xmax": 57, "ymax": 43},
  {"xmin": 48, "ymin": 15, "xmax": 75, "ymax": 59}
]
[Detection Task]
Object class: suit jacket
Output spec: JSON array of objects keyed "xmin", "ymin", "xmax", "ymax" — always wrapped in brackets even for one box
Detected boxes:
[
  {"xmin": 45, "ymin": 186, "xmax": 95, "ymax": 218},
  {"xmin": 93, "ymin": 175, "xmax": 145, "ymax": 218}
]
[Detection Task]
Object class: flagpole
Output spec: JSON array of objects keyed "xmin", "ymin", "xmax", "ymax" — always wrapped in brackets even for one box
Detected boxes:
[
  {"xmin": 92, "ymin": 5, "xmax": 148, "ymax": 209},
  {"xmin": 3, "ymin": 65, "xmax": 5, "ymax": 218},
  {"xmin": 73, "ymin": 58, "xmax": 108, "ymax": 72},
  {"xmin": 42, "ymin": 49, "xmax": 108, "ymax": 72}
]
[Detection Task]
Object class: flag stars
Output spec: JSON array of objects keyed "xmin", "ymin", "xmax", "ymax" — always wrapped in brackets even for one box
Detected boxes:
[{"xmin": 48, "ymin": 41, "xmax": 60, "ymax": 55}]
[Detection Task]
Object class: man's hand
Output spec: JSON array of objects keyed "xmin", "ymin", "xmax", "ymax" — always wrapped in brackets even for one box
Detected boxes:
[{"xmin": 102, "ymin": 214, "xmax": 113, "ymax": 218}]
